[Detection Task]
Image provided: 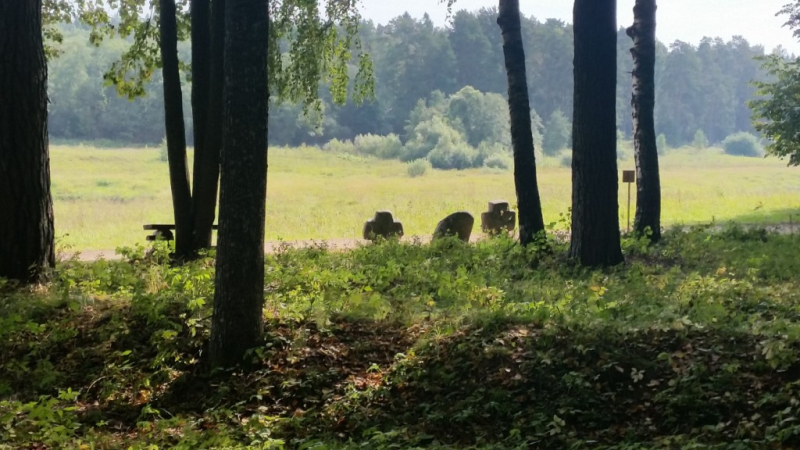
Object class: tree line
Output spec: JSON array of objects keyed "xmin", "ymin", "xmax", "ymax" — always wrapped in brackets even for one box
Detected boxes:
[{"xmin": 48, "ymin": 9, "xmax": 771, "ymax": 149}]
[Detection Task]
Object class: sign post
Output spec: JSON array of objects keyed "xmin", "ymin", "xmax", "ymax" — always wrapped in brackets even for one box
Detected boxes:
[{"xmin": 622, "ymin": 170, "xmax": 636, "ymax": 233}]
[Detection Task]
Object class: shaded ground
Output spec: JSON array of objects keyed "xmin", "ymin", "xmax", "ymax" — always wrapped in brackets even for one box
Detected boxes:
[{"xmin": 4, "ymin": 227, "xmax": 800, "ymax": 448}]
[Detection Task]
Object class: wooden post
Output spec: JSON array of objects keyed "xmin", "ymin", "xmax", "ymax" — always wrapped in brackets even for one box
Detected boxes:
[{"xmin": 622, "ymin": 170, "xmax": 636, "ymax": 233}]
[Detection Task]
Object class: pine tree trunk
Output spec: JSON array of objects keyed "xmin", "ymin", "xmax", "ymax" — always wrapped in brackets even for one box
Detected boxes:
[
  {"xmin": 497, "ymin": 0, "xmax": 546, "ymax": 245},
  {"xmin": 159, "ymin": 0, "xmax": 194, "ymax": 258},
  {"xmin": 0, "ymin": 0, "xmax": 55, "ymax": 283},
  {"xmin": 209, "ymin": 0, "xmax": 269, "ymax": 368},
  {"xmin": 627, "ymin": 0, "xmax": 661, "ymax": 242},
  {"xmin": 569, "ymin": 0, "xmax": 624, "ymax": 267},
  {"xmin": 190, "ymin": 0, "xmax": 219, "ymax": 250}
]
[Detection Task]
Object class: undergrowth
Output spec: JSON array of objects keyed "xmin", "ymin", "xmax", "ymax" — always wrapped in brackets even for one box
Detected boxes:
[{"xmin": 1, "ymin": 225, "xmax": 800, "ymax": 449}]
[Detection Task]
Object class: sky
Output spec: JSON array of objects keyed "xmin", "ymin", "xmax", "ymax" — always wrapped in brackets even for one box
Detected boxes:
[{"xmin": 358, "ymin": 0, "xmax": 800, "ymax": 54}]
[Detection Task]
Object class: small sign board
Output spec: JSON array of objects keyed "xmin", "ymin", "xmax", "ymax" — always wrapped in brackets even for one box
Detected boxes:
[{"xmin": 622, "ymin": 170, "xmax": 636, "ymax": 183}]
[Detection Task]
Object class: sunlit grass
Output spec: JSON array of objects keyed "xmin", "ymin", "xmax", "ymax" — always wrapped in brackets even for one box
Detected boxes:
[{"xmin": 51, "ymin": 144, "xmax": 800, "ymax": 250}]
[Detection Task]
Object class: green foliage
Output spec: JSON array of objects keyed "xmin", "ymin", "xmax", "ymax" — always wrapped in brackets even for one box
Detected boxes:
[
  {"xmin": 560, "ymin": 154, "xmax": 573, "ymax": 168},
  {"xmin": 63, "ymin": 0, "xmax": 373, "ymax": 109},
  {"xmin": 474, "ymin": 141, "xmax": 507, "ymax": 167},
  {"xmin": 446, "ymin": 86, "xmax": 510, "ymax": 148},
  {"xmin": 427, "ymin": 141, "xmax": 477, "ymax": 170},
  {"xmin": 483, "ymin": 153, "xmax": 513, "ymax": 171},
  {"xmin": 158, "ymin": 137, "xmax": 169, "ymax": 162},
  {"xmin": 657, "ymin": 133, "xmax": 668, "ymax": 155},
  {"xmin": 721, "ymin": 131, "xmax": 764, "ymax": 157},
  {"xmin": 402, "ymin": 116, "xmax": 465, "ymax": 162},
  {"xmin": 750, "ymin": 54, "xmax": 800, "ymax": 166},
  {"xmin": 693, "ymin": 129, "xmax": 709, "ymax": 149},
  {"xmin": 44, "ymin": 13, "xmax": 767, "ymax": 149},
  {"xmin": 3, "ymin": 229, "xmax": 800, "ymax": 448},
  {"xmin": 353, "ymin": 134, "xmax": 403, "ymax": 159},
  {"xmin": 531, "ymin": 108, "xmax": 545, "ymax": 153},
  {"xmin": 616, "ymin": 129, "xmax": 630, "ymax": 160},
  {"xmin": 543, "ymin": 109, "xmax": 571, "ymax": 156},
  {"xmin": 406, "ymin": 159, "xmax": 431, "ymax": 178},
  {"xmin": 322, "ymin": 138, "xmax": 356, "ymax": 154}
]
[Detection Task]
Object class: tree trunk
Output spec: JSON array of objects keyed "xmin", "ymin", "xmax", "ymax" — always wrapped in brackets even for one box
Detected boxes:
[
  {"xmin": 569, "ymin": 0, "xmax": 624, "ymax": 267},
  {"xmin": 159, "ymin": 0, "xmax": 194, "ymax": 257},
  {"xmin": 0, "ymin": 0, "xmax": 55, "ymax": 283},
  {"xmin": 190, "ymin": 0, "xmax": 219, "ymax": 250},
  {"xmin": 497, "ymin": 0, "xmax": 546, "ymax": 245},
  {"xmin": 627, "ymin": 0, "xmax": 661, "ymax": 242},
  {"xmin": 209, "ymin": 0, "xmax": 269, "ymax": 368}
]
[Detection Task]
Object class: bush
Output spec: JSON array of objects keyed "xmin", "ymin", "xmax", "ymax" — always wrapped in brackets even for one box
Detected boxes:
[
  {"xmin": 483, "ymin": 153, "xmax": 513, "ymax": 170},
  {"xmin": 354, "ymin": 133, "xmax": 404, "ymax": 159},
  {"xmin": 158, "ymin": 137, "xmax": 168, "ymax": 162},
  {"xmin": 657, "ymin": 134, "xmax": 668, "ymax": 155},
  {"xmin": 616, "ymin": 130, "xmax": 630, "ymax": 161},
  {"xmin": 560, "ymin": 154, "xmax": 572, "ymax": 168},
  {"xmin": 474, "ymin": 142, "xmax": 506, "ymax": 167},
  {"xmin": 428, "ymin": 141, "xmax": 478, "ymax": 170},
  {"xmin": 543, "ymin": 109, "xmax": 571, "ymax": 156},
  {"xmin": 721, "ymin": 132, "xmax": 763, "ymax": 157},
  {"xmin": 407, "ymin": 159, "xmax": 432, "ymax": 177},
  {"xmin": 323, "ymin": 138, "xmax": 356, "ymax": 154},
  {"xmin": 402, "ymin": 117, "xmax": 467, "ymax": 162},
  {"xmin": 693, "ymin": 129, "xmax": 709, "ymax": 149}
]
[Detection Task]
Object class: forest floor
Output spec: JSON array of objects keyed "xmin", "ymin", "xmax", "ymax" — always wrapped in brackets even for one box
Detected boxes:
[
  {"xmin": 2, "ymin": 225, "xmax": 800, "ymax": 449},
  {"xmin": 50, "ymin": 143, "xmax": 800, "ymax": 250}
]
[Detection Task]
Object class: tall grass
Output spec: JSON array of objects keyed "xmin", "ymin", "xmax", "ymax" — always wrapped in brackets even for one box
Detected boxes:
[{"xmin": 50, "ymin": 144, "xmax": 800, "ymax": 250}]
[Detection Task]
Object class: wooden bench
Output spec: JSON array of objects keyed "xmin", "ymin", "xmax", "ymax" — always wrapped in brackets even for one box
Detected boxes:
[{"xmin": 143, "ymin": 224, "xmax": 218, "ymax": 242}]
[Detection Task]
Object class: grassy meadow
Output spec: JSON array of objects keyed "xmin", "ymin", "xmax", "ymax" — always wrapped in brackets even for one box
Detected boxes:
[{"xmin": 50, "ymin": 143, "xmax": 800, "ymax": 250}]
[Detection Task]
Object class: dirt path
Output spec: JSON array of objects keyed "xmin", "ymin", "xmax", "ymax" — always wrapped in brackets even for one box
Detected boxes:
[
  {"xmin": 70, "ymin": 235, "xmax": 458, "ymax": 262},
  {"xmin": 68, "ymin": 222, "xmax": 798, "ymax": 262}
]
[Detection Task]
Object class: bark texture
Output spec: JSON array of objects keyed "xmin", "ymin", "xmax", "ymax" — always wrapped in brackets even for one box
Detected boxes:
[
  {"xmin": 497, "ymin": 0, "xmax": 546, "ymax": 245},
  {"xmin": 190, "ymin": 0, "xmax": 219, "ymax": 250},
  {"xmin": 0, "ymin": 0, "xmax": 56, "ymax": 283},
  {"xmin": 627, "ymin": 0, "xmax": 661, "ymax": 241},
  {"xmin": 159, "ymin": 0, "xmax": 194, "ymax": 257},
  {"xmin": 569, "ymin": 0, "xmax": 624, "ymax": 267},
  {"xmin": 209, "ymin": 0, "xmax": 269, "ymax": 368}
]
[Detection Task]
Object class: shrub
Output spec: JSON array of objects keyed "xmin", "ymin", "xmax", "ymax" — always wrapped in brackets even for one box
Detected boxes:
[
  {"xmin": 560, "ymin": 154, "xmax": 572, "ymax": 168},
  {"xmin": 721, "ymin": 132, "xmax": 763, "ymax": 157},
  {"xmin": 323, "ymin": 138, "xmax": 356, "ymax": 154},
  {"xmin": 402, "ymin": 117, "xmax": 467, "ymax": 162},
  {"xmin": 616, "ymin": 130, "xmax": 630, "ymax": 161},
  {"xmin": 407, "ymin": 159, "xmax": 432, "ymax": 177},
  {"xmin": 474, "ymin": 142, "xmax": 506, "ymax": 167},
  {"xmin": 693, "ymin": 129, "xmax": 709, "ymax": 149},
  {"xmin": 657, "ymin": 134, "xmax": 668, "ymax": 155},
  {"xmin": 483, "ymin": 153, "xmax": 513, "ymax": 170},
  {"xmin": 158, "ymin": 137, "xmax": 168, "ymax": 162},
  {"xmin": 428, "ymin": 141, "xmax": 478, "ymax": 170},
  {"xmin": 353, "ymin": 133, "xmax": 403, "ymax": 159},
  {"xmin": 543, "ymin": 109, "xmax": 571, "ymax": 156}
]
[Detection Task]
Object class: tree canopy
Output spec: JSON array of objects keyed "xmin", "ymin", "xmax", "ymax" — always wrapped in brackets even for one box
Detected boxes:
[{"xmin": 46, "ymin": 10, "xmax": 767, "ymax": 151}]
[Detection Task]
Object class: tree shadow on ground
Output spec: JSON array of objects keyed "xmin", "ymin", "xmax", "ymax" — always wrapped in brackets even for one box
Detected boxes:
[{"xmin": 320, "ymin": 320, "xmax": 800, "ymax": 447}]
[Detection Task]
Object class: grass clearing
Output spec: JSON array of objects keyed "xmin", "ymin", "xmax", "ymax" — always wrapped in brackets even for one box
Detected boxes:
[
  {"xmin": 2, "ymin": 227, "xmax": 800, "ymax": 448},
  {"xmin": 51, "ymin": 144, "xmax": 800, "ymax": 250}
]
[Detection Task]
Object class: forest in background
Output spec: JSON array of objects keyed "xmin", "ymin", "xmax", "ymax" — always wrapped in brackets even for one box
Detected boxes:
[{"xmin": 49, "ymin": 8, "xmax": 776, "ymax": 150}]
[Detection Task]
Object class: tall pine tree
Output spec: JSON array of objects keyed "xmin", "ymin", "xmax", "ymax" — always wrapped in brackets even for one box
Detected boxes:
[
  {"xmin": 569, "ymin": 0, "xmax": 624, "ymax": 266},
  {"xmin": 0, "ymin": 0, "xmax": 56, "ymax": 283}
]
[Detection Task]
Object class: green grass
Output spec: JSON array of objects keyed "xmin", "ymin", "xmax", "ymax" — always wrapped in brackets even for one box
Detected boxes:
[
  {"xmin": 2, "ymin": 228, "xmax": 800, "ymax": 448},
  {"xmin": 51, "ymin": 144, "xmax": 800, "ymax": 250}
]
